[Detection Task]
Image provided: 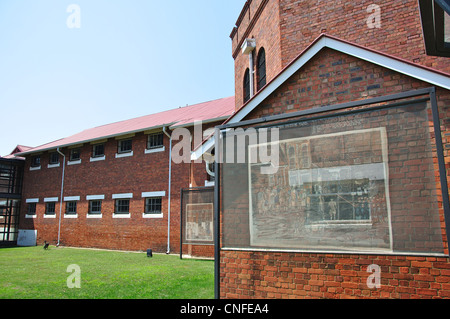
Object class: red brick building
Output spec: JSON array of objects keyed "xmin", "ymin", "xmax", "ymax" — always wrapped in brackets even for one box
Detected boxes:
[
  {"xmin": 14, "ymin": 97, "xmax": 234, "ymax": 256},
  {"xmin": 210, "ymin": 0, "xmax": 450, "ymax": 299}
]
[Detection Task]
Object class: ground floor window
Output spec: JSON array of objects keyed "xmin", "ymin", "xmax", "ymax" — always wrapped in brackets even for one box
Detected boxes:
[
  {"xmin": 45, "ymin": 202, "xmax": 56, "ymax": 215},
  {"xmin": 65, "ymin": 201, "xmax": 77, "ymax": 215},
  {"xmin": 27, "ymin": 203, "xmax": 36, "ymax": 215},
  {"xmin": 89, "ymin": 200, "xmax": 102, "ymax": 214},
  {"xmin": 115, "ymin": 199, "xmax": 129, "ymax": 214},
  {"xmin": 145, "ymin": 197, "xmax": 162, "ymax": 215}
]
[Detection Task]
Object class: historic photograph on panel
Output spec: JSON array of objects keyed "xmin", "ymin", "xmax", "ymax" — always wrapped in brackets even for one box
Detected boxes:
[
  {"xmin": 185, "ymin": 203, "xmax": 214, "ymax": 243},
  {"xmin": 248, "ymin": 127, "xmax": 393, "ymax": 253}
]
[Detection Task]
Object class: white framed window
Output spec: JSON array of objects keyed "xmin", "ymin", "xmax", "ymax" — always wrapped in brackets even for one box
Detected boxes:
[
  {"xmin": 30, "ymin": 155, "xmax": 41, "ymax": 170},
  {"xmin": 64, "ymin": 196, "xmax": 79, "ymax": 218},
  {"xmin": 145, "ymin": 132, "xmax": 165, "ymax": 154},
  {"xmin": 142, "ymin": 191, "xmax": 165, "ymax": 218},
  {"xmin": 86, "ymin": 195, "xmax": 104, "ymax": 218},
  {"xmin": 90, "ymin": 143, "xmax": 105, "ymax": 162},
  {"xmin": 44, "ymin": 202, "xmax": 56, "ymax": 218},
  {"xmin": 68, "ymin": 148, "xmax": 81, "ymax": 165},
  {"xmin": 112, "ymin": 193, "xmax": 132, "ymax": 218},
  {"xmin": 116, "ymin": 139, "xmax": 133, "ymax": 158},
  {"xmin": 26, "ymin": 203, "xmax": 37, "ymax": 218}
]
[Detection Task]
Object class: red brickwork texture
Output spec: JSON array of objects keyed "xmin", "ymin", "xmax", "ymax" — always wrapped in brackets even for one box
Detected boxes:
[
  {"xmin": 221, "ymin": 251, "xmax": 450, "ymax": 299},
  {"xmin": 220, "ymin": 48, "xmax": 450, "ymax": 298},
  {"xmin": 19, "ymin": 127, "xmax": 214, "ymax": 255},
  {"xmin": 231, "ymin": 0, "xmax": 450, "ymax": 111}
]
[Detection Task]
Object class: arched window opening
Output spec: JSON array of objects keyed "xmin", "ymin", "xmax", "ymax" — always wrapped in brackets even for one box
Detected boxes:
[
  {"xmin": 257, "ymin": 48, "xmax": 266, "ymax": 91},
  {"xmin": 243, "ymin": 68, "xmax": 251, "ymax": 103}
]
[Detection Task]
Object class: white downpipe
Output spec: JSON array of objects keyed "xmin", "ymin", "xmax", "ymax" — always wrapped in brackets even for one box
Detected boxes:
[
  {"xmin": 163, "ymin": 127, "xmax": 172, "ymax": 254},
  {"xmin": 249, "ymin": 51, "xmax": 254, "ymax": 98},
  {"xmin": 56, "ymin": 147, "xmax": 65, "ymax": 247}
]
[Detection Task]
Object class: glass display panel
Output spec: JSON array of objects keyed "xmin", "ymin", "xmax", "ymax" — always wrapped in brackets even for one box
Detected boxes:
[
  {"xmin": 181, "ymin": 187, "xmax": 214, "ymax": 245},
  {"xmin": 221, "ymin": 100, "xmax": 445, "ymax": 255}
]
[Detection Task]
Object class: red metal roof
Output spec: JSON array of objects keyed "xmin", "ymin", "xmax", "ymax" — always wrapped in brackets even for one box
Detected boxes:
[
  {"xmin": 17, "ymin": 96, "xmax": 235, "ymax": 156},
  {"xmin": 2, "ymin": 145, "xmax": 33, "ymax": 159}
]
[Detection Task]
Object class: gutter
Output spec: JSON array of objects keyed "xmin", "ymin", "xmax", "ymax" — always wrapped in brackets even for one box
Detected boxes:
[
  {"xmin": 56, "ymin": 147, "xmax": 65, "ymax": 247},
  {"xmin": 162, "ymin": 126, "xmax": 172, "ymax": 254}
]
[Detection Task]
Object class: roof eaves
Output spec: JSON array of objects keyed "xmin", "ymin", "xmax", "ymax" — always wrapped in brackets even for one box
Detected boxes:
[{"xmin": 16, "ymin": 122, "xmax": 178, "ymax": 157}]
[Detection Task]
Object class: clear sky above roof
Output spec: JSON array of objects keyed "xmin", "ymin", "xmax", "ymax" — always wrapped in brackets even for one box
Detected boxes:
[{"xmin": 0, "ymin": 0, "xmax": 244, "ymax": 156}]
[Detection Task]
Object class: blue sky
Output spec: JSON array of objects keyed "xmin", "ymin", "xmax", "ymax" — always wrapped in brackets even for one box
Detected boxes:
[{"xmin": 0, "ymin": 1, "xmax": 244, "ymax": 156}]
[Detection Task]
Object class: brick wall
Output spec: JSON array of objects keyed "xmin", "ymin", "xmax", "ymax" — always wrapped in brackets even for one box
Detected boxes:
[
  {"xmin": 219, "ymin": 48, "xmax": 450, "ymax": 298},
  {"xmin": 221, "ymin": 251, "xmax": 450, "ymax": 299},
  {"xmin": 230, "ymin": 0, "xmax": 450, "ymax": 111},
  {"xmin": 231, "ymin": 0, "xmax": 282, "ymax": 108},
  {"xmin": 19, "ymin": 124, "xmax": 216, "ymax": 255}
]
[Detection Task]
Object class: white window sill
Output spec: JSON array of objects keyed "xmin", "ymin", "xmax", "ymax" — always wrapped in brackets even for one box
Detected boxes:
[
  {"xmin": 64, "ymin": 214, "xmax": 78, "ymax": 218},
  {"xmin": 30, "ymin": 166, "xmax": 41, "ymax": 171},
  {"xmin": 68, "ymin": 159, "xmax": 81, "ymax": 165},
  {"xmin": 115, "ymin": 151, "xmax": 133, "ymax": 158},
  {"xmin": 142, "ymin": 213, "xmax": 163, "ymax": 219},
  {"xmin": 113, "ymin": 213, "xmax": 131, "ymax": 218},
  {"xmin": 25, "ymin": 214, "xmax": 37, "ymax": 219},
  {"xmin": 87, "ymin": 214, "xmax": 102, "ymax": 218},
  {"xmin": 90, "ymin": 156, "xmax": 106, "ymax": 162},
  {"xmin": 145, "ymin": 146, "xmax": 165, "ymax": 154},
  {"xmin": 48, "ymin": 163, "xmax": 60, "ymax": 169},
  {"xmin": 44, "ymin": 214, "xmax": 56, "ymax": 219}
]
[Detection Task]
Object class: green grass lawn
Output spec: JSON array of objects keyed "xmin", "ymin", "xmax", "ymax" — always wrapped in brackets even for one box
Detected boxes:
[{"xmin": 0, "ymin": 246, "xmax": 214, "ymax": 299}]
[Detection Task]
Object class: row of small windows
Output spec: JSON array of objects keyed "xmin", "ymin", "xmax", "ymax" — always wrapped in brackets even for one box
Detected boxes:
[
  {"xmin": 243, "ymin": 47, "xmax": 266, "ymax": 103},
  {"xmin": 30, "ymin": 132, "xmax": 164, "ymax": 168},
  {"xmin": 26, "ymin": 197, "xmax": 162, "ymax": 216}
]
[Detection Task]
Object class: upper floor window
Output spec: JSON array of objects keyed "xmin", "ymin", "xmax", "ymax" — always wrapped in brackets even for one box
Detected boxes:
[
  {"xmin": 31, "ymin": 156, "xmax": 41, "ymax": 168},
  {"xmin": 49, "ymin": 152, "xmax": 59, "ymax": 165},
  {"xmin": 70, "ymin": 148, "xmax": 81, "ymax": 161},
  {"xmin": 147, "ymin": 132, "xmax": 164, "ymax": 149},
  {"xmin": 419, "ymin": 0, "xmax": 450, "ymax": 57},
  {"xmin": 118, "ymin": 139, "xmax": 132, "ymax": 154},
  {"xmin": 92, "ymin": 143, "xmax": 105, "ymax": 158},
  {"xmin": 257, "ymin": 48, "xmax": 266, "ymax": 91},
  {"xmin": 243, "ymin": 68, "xmax": 251, "ymax": 103}
]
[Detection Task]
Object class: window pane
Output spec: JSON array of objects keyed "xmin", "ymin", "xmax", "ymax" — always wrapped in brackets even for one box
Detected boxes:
[
  {"xmin": 118, "ymin": 139, "xmax": 132, "ymax": 153},
  {"xmin": 46, "ymin": 202, "xmax": 55, "ymax": 215},
  {"xmin": 31, "ymin": 156, "xmax": 40, "ymax": 167},
  {"xmin": 93, "ymin": 144, "xmax": 104, "ymax": 157},
  {"xmin": 50, "ymin": 152, "xmax": 59, "ymax": 164},
  {"xmin": 116, "ymin": 199, "xmax": 129, "ymax": 213},
  {"xmin": 89, "ymin": 200, "xmax": 102, "ymax": 214},
  {"xmin": 147, "ymin": 133, "xmax": 164, "ymax": 149},
  {"xmin": 243, "ymin": 69, "xmax": 250, "ymax": 103},
  {"xmin": 70, "ymin": 148, "xmax": 81, "ymax": 161},
  {"xmin": 145, "ymin": 197, "xmax": 162, "ymax": 214},
  {"xmin": 66, "ymin": 201, "xmax": 77, "ymax": 214},
  {"xmin": 28, "ymin": 203, "xmax": 36, "ymax": 215}
]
